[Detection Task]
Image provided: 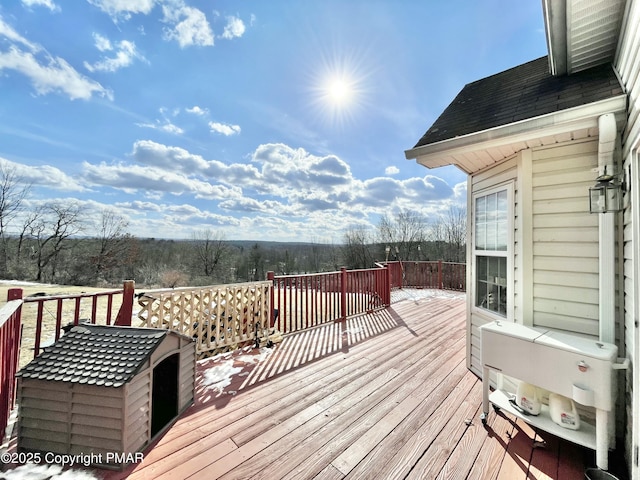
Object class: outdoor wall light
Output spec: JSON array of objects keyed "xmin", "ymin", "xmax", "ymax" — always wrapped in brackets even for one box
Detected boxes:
[{"xmin": 589, "ymin": 173, "xmax": 623, "ymax": 214}]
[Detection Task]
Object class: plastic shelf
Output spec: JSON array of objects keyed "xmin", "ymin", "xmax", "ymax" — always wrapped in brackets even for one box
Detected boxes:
[{"xmin": 489, "ymin": 389, "xmax": 596, "ymax": 450}]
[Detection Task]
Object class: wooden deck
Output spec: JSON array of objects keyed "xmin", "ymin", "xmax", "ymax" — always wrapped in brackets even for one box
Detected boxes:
[{"xmin": 100, "ymin": 292, "xmax": 595, "ymax": 480}]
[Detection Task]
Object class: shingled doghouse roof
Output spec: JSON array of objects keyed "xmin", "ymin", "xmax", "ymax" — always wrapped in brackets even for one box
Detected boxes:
[
  {"xmin": 412, "ymin": 56, "xmax": 623, "ymax": 148},
  {"xmin": 17, "ymin": 324, "xmax": 172, "ymax": 387}
]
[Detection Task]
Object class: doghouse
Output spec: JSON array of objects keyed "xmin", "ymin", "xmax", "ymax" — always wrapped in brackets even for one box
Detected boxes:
[{"xmin": 16, "ymin": 324, "xmax": 195, "ymax": 469}]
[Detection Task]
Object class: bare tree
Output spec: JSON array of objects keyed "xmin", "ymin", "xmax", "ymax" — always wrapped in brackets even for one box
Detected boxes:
[
  {"xmin": 429, "ymin": 206, "xmax": 467, "ymax": 262},
  {"xmin": 342, "ymin": 227, "xmax": 374, "ymax": 269},
  {"xmin": 192, "ymin": 229, "xmax": 228, "ymax": 278},
  {"xmin": 377, "ymin": 211, "xmax": 426, "ymax": 261},
  {"xmin": 91, "ymin": 210, "xmax": 132, "ymax": 282},
  {"xmin": 30, "ymin": 202, "xmax": 85, "ymax": 282},
  {"xmin": 0, "ymin": 160, "xmax": 30, "ymax": 276}
]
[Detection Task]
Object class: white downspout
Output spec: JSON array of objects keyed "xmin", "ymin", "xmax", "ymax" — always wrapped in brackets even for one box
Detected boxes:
[
  {"xmin": 598, "ymin": 112, "xmax": 617, "ymax": 345},
  {"xmin": 597, "ymin": 112, "xmax": 618, "ymax": 469}
]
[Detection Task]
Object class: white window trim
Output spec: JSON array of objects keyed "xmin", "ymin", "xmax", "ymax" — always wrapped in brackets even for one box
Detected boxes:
[{"xmin": 471, "ymin": 181, "xmax": 515, "ymax": 322}]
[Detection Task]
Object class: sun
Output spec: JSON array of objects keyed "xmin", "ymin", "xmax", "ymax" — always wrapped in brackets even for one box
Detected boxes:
[
  {"xmin": 303, "ymin": 40, "xmax": 376, "ymax": 129},
  {"xmin": 326, "ymin": 77, "xmax": 353, "ymax": 105},
  {"xmin": 308, "ymin": 59, "xmax": 370, "ymax": 128}
]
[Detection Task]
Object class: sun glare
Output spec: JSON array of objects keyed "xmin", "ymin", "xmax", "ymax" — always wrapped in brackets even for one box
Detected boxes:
[
  {"xmin": 326, "ymin": 78, "xmax": 352, "ymax": 104},
  {"xmin": 306, "ymin": 44, "xmax": 374, "ymax": 128}
]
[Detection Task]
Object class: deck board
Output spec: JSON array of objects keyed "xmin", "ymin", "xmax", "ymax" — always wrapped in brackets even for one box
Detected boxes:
[{"xmin": 97, "ymin": 292, "xmax": 593, "ymax": 480}]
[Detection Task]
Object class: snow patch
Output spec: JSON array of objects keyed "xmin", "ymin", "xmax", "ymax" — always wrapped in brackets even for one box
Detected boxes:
[
  {"xmin": 0, "ymin": 463, "xmax": 100, "ymax": 479},
  {"xmin": 202, "ymin": 359, "xmax": 242, "ymax": 394},
  {"xmin": 0, "ymin": 280, "xmax": 56, "ymax": 287},
  {"xmin": 391, "ymin": 289, "xmax": 465, "ymax": 303},
  {"xmin": 236, "ymin": 347, "xmax": 273, "ymax": 364},
  {"xmin": 343, "ymin": 327, "xmax": 362, "ymax": 335}
]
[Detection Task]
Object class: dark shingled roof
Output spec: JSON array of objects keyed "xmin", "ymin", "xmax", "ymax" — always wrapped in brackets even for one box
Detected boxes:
[
  {"xmin": 17, "ymin": 324, "xmax": 169, "ymax": 387},
  {"xmin": 413, "ymin": 56, "xmax": 623, "ymax": 148}
]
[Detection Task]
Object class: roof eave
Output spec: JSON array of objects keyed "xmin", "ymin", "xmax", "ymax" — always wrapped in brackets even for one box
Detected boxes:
[{"xmin": 404, "ymin": 94, "xmax": 627, "ymax": 174}]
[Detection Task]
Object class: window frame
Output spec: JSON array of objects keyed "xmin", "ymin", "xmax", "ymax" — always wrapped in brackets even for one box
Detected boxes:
[{"xmin": 471, "ymin": 182, "xmax": 514, "ymax": 321}]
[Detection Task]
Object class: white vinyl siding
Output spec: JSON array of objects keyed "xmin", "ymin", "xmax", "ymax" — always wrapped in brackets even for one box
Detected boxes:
[
  {"xmin": 469, "ymin": 139, "xmax": 601, "ymax": 377},
  {"xmin": 530, "ymin": 140, "xmax": 600, "ymax": 336},
  {"xmin": 617, "ymin": 0, "xmax": 640, "ymax": 471}
]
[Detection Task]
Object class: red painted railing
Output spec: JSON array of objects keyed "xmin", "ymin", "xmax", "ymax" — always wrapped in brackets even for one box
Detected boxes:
[
  {"xmin": 20, "ymin": 280, "xmax": 135, "ymax": 360},
  {"xmin": 0, "ymin": 262, "xmax": 464, "ymax": 438},
  {"xmin": 0, "ymin": 289, "xmax": 22, "ymax": 440},
  {"xmin": 385, "ymin": 261, "xmax": 466, "ymax": 291},
  {"xmin": 269, "ymin": 266, "xmax": 391, "ymax": 334}
]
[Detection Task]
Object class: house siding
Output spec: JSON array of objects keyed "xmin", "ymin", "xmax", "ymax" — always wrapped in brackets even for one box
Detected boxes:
[
  {"xmin": 469, "ymin": 139, "xmax": 603, "ymax": 377},
  {"xmin": 531, "ymin": 140, "xmax": 600, "ymax": 336},
  {"xmin": 616, "ymin": 0, "xmax": 640, "ymax": 474}
]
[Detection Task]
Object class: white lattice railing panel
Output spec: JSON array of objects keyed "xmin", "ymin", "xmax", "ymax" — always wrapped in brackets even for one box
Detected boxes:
[{"xmin": 137, "ymin": 281, "xmax": 272, "ymax": 356}]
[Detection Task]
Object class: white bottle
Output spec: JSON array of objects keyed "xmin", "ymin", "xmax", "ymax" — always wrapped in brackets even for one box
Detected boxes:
[
  {"xmin": 516, "ymin": 381, "xmax": 541, "ymax": 415},
  {"xmin": 549, "ymin": 393, "xmax": 580, "ymax": 430}
]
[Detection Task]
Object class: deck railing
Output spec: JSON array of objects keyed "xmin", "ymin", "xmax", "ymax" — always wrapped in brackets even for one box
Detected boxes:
[
  {"xmin": 0, "ymin": 260, "xmax": 465, "ymax": 441},
  {"xmin": 0, "ymin": 289, "xmax": 22, "ymax": 440},
  {"xmin": 268, "ymin": 266, "xmax": 390, "ymax": 334},
  {"xmin": 385, "ymin": 260, "xmax": 466, "ymax": 291},
  {"xmin": 136, "ymin": 281, "xmax": 272, "ymax": 357},
  {"xmin": 19, "ymin": 281, "xmax": 135, "ymax": 362}
]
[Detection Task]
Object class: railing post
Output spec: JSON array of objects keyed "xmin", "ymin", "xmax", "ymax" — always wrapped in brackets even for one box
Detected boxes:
[
  {"xmin": 5, "ymin": 288, "xmax": 23, "ymax": 419},
  {"xmin": 384, "ymin": 266, "xmax": 391, "ymax": 305},
  {"xmin": 340, "ymin": 267, "xmax": 347, "ymax": 321},
  {"xmin": 7, "ymin": 288, "xmax": 22, "ymax": 301},
  {"xmin": 115, "ymin": 280, "xmax": 135, "ymax": 326},
  {"xmin": 438, "ymin": 260, "xmax": 443, "ymax": 290},
  {"xmin": 267, "ymin": 271, "xmax": 276, "ymax": 329}
]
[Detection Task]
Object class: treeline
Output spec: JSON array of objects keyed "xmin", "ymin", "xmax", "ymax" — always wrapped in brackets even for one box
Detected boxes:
[
  {"xmin": 0, "ymin": 212, "xmax": 465, "ymax": 289},
  {"xmin": 0, "ymin": 161, "xmax": 466, "ymax": 288}
]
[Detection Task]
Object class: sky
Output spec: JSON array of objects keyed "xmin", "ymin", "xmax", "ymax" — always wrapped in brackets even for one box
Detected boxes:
[{"xmin": 0, "ymin": 0, "xmax": 547, "ymax": 243}]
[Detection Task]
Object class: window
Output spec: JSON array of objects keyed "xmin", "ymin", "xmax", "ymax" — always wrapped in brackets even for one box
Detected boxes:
[{"xmin": 473, "ymin": 186, "xmax": 511, "ymax": 317}]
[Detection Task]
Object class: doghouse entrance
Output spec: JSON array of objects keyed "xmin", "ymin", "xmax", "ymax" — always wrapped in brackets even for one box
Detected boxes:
[{"xmin": 151, "ymin": 353, "xmax": 179, "ymax": 436}]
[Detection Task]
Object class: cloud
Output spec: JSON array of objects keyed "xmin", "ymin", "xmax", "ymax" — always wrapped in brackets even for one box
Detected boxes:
[
  {"xmin": 0, "ymin": 16, "xmax": 110, "ymax": 100},
  {"xmin": 0, "ymin": 46, "xmax": 112, "ymax": 100},
  {"xmin": 219, "ymin": 197, "xmax": 284, "ymax": 214},
  {"xmin": 251, "ymin": 143, "xmax": 352, "ymax": 194},
  {"xmin": 136, "ymin": 120, "xmax": 184, "ymax": 135},
  {"xmin": 87, "ymin": 0, "xmax": 156, "ymax": 21},
  {"xmin": 81, "ymin": 160, "xmax": 242, "ymax": 200},
  {"xmin": 92, "ymin": 33, "xmax": 112, "ymax": 52},
  {"xmin": 131, "ymin": 140, "xmax": 209, "ymax": 171},
  {"xmin": 453, "ymin": 181, "xmax": 467, "ymax": 202},
  {"xmin": 136, "ymin": 108, "xmax": 183, "ymax": 134},
  {"xmin": 209, "ymin": 122, "xmax": 241, "ymax": 136},
  {"xmin": 385, "ymin": 166, "xmax": 400, "ymax": 175},
  {"xmin": 221, "ymin": 16, "xmax": 245, "ymax": 40},
  {"xmin": 1, "ymin": 157, "xmax": 85, "ymax": 192},
  {"xmin": 131, "ymin": 140, "xmax": 260, "ymax": 183},
  {"xmin": 21, "ymin": 0, "xmax": 60, "ymax": 12},
  {"xmin": 186, "ymin": 105, "xmax": 208, "ymax": 116},
  {"xmin": 84, "ymin": 35, "xmax": 146, "ymax": 73},
  {"xmin": 162, "ymin": 4, "xmax": 214, "ymax": 47},
  {"xmin": 0, "ymin": 16, "xmax": 40, "ymax": 51}
]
